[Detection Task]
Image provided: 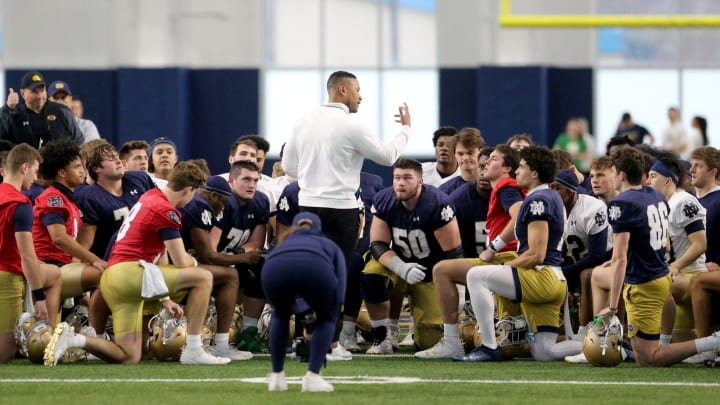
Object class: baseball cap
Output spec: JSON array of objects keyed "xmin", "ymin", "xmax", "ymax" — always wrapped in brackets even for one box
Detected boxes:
[
  {"xmin": 204, "ymin": 175, "xmax": 233, "ymax": 198},
  {"xmin": 553, "ymin": 169, "xmax": 579, "ymax": 192},
  {"xmin": 48, "ymin": 81, "xmax": 72, "ymax": 98},
  {"xmin": 292, "ymin": 212, "xmax": 322, "ymax": 232},
  {"xmin": 20, "ymin": 71, "xmax": 46, "ymax": 90},
  {"xmin": 148, "ymin": 137, "xmax": 177, "ymax": 156}
]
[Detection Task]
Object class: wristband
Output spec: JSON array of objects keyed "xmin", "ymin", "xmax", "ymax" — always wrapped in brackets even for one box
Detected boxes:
[
  {"xmin": 159, "ymin": 296, "xmax": 171, "ymax": 303},
  {"xmin": 32, "ymin": 288, "xmax": 47, "ymax": 301},
  {"xmin": 489, "ymin": 236, "xmax": 506, "ymax": 253}
]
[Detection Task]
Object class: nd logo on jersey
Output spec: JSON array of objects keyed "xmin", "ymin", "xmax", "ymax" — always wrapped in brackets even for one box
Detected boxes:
[{"xmin": 529, "ymin": 200, "xmax": 545, "ymax": 216}]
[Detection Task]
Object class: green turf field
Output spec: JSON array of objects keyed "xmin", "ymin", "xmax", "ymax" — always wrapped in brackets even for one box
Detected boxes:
[{"xmin": 1, "ymin": 353, "xmax": 718, "ymax": 405}]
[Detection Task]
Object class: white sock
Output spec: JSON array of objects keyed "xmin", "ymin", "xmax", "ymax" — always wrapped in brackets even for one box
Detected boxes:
[
  {"xmin": 342, "ymin": 321, "xmax": 356, "ymax": 334},
  {"xmin": 444, "ymin": 323, "xmax": 459, "ymax": 341},
  {"xmin": 695, "ymin": 335, "xmax": 718, "ymax": 353},
  {"xmin": 659, "ymin": 334, "xmax": 672, "ymax": 348},
  {"xmin": 215, "ymin": 333, "xmax": 229, "ymax": 349},
  {"xmin": 186, "ymin": 334, "xmax": 202, "ymax": 350},
  {"xmin": 243, "ymin": 317, "xmax": 258, "ymax": 330},
  {"xmin": 71, "ymin": 333, "xmax": 87, "ymax": 349},
  {"xmin": 371, "ymin": 319, "xmax": 390, "ymax": 329},
  {"xmin": 577, "ymin": 325, "xmax": 587, "ymax": 338},
  {"xmin": 389, "ymin": 319, "xmax": 399, "ymax": 329}
]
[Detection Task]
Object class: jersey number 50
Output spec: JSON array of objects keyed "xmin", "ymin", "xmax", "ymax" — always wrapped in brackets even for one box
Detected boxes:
[{"xmin": 392, "ymin": 228, "xmax": 430, "ymax": 259}]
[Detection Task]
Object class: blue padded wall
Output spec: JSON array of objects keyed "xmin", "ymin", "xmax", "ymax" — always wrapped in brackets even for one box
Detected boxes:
[
  {"xmin": 439, "ymin": 66, "xmax": 593, "ymax": 149},
  {"xmin": 188, "ymin": 69, "xmax": 259, "ymax": 174}
]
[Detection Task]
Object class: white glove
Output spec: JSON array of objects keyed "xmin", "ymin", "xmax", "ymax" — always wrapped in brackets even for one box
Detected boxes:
[{"xmin": 387, "ymin": 256, "xmax": 427, "ymax": 285}]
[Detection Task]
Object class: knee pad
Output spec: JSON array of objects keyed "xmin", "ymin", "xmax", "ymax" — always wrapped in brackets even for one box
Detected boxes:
[{"xmin": 362, "ymin": 274, "xmax": 392, "ymax": 304}]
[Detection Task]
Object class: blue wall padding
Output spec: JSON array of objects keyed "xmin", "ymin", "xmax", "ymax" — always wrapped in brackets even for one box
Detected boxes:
[{"xmin": 188, "ymin": 69, "xmax": 259, "ymax": 172}]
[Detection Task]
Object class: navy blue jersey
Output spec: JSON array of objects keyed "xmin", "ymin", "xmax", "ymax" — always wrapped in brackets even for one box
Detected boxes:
[
  {"xmin": 439, "ymin": 176, "xmax": 468, "ymax": 195},
  {"xmin": 180, "ymin": 194, "xmax": 221, "ymax": 252},
  {"xmin": 515, "ymin": 185, "xmax": 565, "ymax": 266},
  {"xmin": 356, "ymin": 172, "xmax": 384, "ymax": 254},
  {"xmin": 372, "ymin": 185, "xmax": 456, "ymax": 277},
  {"xmin": 449, "ymin": 181, "xmax": 489, "ymax": 258},
  {"xmin": 22, "ymin": 182, "xmax": 46, "ymax": 204},
  {"xmin": 217, "ymin": 192, "xmax": 270, "ymax": 253},
  {"xmin": 699, "ymin": 188, "xmax": 720, "ymax": 264},
  {"xmin": 608, "ymin": 186, "xmax": 670, "ymax": 284},
  {"xmin": 75, "ymin": 171, "xmax": 154, "ymax": 257},
  {"xmin": 276, "ymin": 182, "xmax": 300, "ymax": 227}
]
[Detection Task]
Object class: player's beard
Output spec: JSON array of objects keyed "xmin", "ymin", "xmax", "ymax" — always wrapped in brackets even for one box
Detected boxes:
[{"xmin": 395, "ymin": 187, "xmax": 418, "ymax": 202}]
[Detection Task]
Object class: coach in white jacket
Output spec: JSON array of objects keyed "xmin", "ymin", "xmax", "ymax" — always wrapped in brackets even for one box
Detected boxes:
[{"xmin": 282, "ymin": 70, "xmax": 411, "ymax": 261}]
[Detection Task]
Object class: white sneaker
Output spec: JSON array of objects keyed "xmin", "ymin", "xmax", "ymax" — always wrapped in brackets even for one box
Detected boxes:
[
  {"xmin": 326, "ymin": 344, "xmax": 352, "ymax": 361},
  {"xmin": 682, "ymin": 351, "xmax": 717, "ymax": 364},
  {"xmin": 414, "ymin": 337, "xmax": 464, "ymax": 359},
  {"xmin": 399, "ymin": 331, "xmax": 415, "ymax": 347},
  {"xmin": 212, "ymin": 345, "xmax": 253, "ymax": 361},
  {"xmin": 44, "ymin": 322, "xmax": 74, "ymax": 367},
  {"xmin": 268, "ymin": 372, "xmax": 288, "ymax": 392},
  {"xmin": 565, "ymin": 352, "xmax": 589, "ymax": 364},
  {"xmin": 339, "ymin": 329, "xmax": 361, "ymax": 352},
  {"xmin": 180, "ymin": 347, "xmax": 231, "ymax": 365},
  {"xmin": 356, "ymin": 332, "xmax": 366, "ymax": 344},
  {"xmin": 389, "ymin": 324, "xmax": 400, "ymax": 349},
  {"xmin": 302, "ymin": 374, "xmax": 333, "ymax": 392},
  {"xmin": 366, "ymin": 337, "xmax": 393, "ymax": 354}
]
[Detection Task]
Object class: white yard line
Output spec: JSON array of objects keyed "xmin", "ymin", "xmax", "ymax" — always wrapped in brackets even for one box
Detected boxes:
[{"xmin": 1, "ymin": 376, "xmax": 718, "ymax": 387}]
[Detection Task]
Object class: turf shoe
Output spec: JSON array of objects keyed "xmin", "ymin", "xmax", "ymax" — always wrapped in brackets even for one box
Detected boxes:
[
  {"xmin": 452, "ymin": 344, "xmax": 502, "ymax": 362},
  {"xmin": 339, "ymin": 329, "xmax": 361, "ymax": 352},
  {"xmin": 302, "ymin": 374, "xmax": 334, "ymax": 392},
  {"xmin": 179, "ymin": 347, "xmax": 231, "ymax": 365},
  {"xmin": 268, "ymin": 372, "xmax": 288, "ymax": 391},
  {"xmin": 44, "ymin": 322, "xmax": 74, "ymax": 367},
  {"xmin": 327, "ymin": 344, "xmax": 353, "ymax": 361},
  {"xmin": 564, "ymin": 352, "xmax": 589, "ymax": 364},
  {"xmin": 366, "ymin": 337, "xmax": 393, "ymax": 354},
  {"xmin": 415, "ymin": 337, "xmax": 464, "ymax": 359},
  {"xmin": 212, "ymin": 345, "xmax": 253, "ymax": 361}
]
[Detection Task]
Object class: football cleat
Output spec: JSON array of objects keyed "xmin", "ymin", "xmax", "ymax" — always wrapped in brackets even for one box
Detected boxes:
[
  {"xmin": 44, "ymin": 322, "xmax": 75, "ymax": 367},
  {"xmin": 14, "ymin": 312, "xmax": 36, "ymax": 358},
  {"xmin": 212, "ymin": 345, "xmax": 253, "ymax": 361},
  {"xmin": 582, "ymin": 315, "xmax": 624, "ymax": 367},
  {"xmin": 414, "ymin": 337, "xmax": 465, "ymax": 359},
  {"xmin": 564, "ymin": 352, "xmax": 589, "ymax": 364},
  {"xmin": 326, "ymin": 344, "xmax": 353, "ymax": 361},
  {"xmin": 302, "ymin": 374, "xmax": 334, "ymax": 392},
  {"xmin": 366, "ymin": 337, "xmax": 393, "ymax": 354},
  {"xmin": 388, "ymin": 324, "xmax": 400, "ymax": 349},
  {"xmin": 179, "ymin": 347, "xmax": 230, "ymax": 365},
  {"xmin": 339, "ymin": 329, "xmax": 361, "ymax": 352},
  {"xmin": 452, "ymin": 344, "xmax": 502, "ymax": 362}
]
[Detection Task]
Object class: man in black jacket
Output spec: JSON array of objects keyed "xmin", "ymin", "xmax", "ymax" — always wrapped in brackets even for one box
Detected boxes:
[{"xmin": 1, "ymin": 71, "xmax": 83, "ymax": 149}]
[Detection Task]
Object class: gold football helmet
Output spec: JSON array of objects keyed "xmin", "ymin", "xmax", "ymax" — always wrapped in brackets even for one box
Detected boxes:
[
  {"xmin": 495, "ymin": 315, "xmax": 529, "ymax": 360},
  {"xmin": 148, "ymin": 310, "xmax": 187, "ymax": 362},
  {"xmin": 25, "ymin": 320, "xmax": 54, "ymax": 364},
  {"xmin": 583, "ymin": 315, "xmax": 623, "ymax": 367},
  {"xmin": 14, "ymin": 312, "xmax": 36, "ymax": 357},
  {"xmin": 458, "ymin": 315, "xmax": 480, "ymax": 352}
]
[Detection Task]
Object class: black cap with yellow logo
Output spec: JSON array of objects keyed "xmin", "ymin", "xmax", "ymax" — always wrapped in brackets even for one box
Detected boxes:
[{"xmin": 20, "ymin": 71, "xmax": 46, "ymax": 90}]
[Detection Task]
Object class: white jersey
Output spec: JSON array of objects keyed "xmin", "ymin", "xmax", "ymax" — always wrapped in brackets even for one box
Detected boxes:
[
  {"xmin": 421, "ymin": 161, "xmax": 460, "ymax": 187},
  {"xmin": 564, "ymin": 194, "xmax": 610, "ymax": 264},
  {"xmin": 668, "ymin": 190, "xmax": 706, "ymax": 273}
]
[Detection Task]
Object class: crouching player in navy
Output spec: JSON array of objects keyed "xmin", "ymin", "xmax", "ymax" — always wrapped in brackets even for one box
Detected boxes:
[
  {"xmin": 263, "ymin": 212, "xmax": 346, "ymax": 393},
  {"xmin": 458, "ymin": 146, "xmax": 583, "ymax": 362},
  {"xmin": 363, "ymin": 158, "xmax": 463, "ymax": 354},
  {"xmin": 43, "ymin": 162, "xmax": 231, "ymax": 366}
]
